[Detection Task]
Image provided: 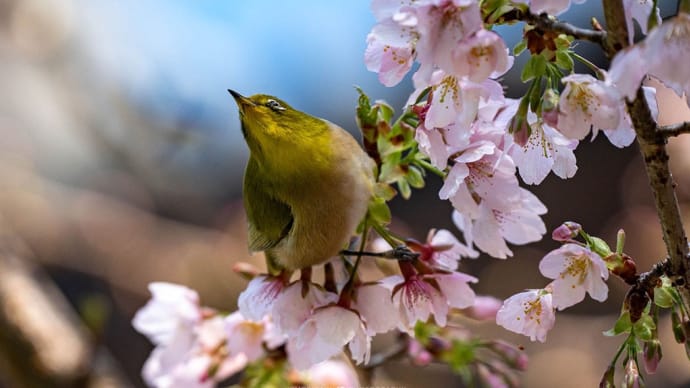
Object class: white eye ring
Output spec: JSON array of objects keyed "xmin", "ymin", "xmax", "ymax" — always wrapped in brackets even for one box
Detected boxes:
[{"xmin": 266, "ymin": 99, "xmax": 285, "ymax": 112}]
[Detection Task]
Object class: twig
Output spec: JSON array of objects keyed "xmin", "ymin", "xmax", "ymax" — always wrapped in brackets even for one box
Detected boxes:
[
  {"xmin": 505, "ymin": 9, "xmax": 607, "ymax": 45},
  {"xmin": 658, "ymin": 121, "xmax": 690, "ymax": 138}
]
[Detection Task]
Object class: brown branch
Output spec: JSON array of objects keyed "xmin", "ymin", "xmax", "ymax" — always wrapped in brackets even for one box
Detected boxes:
[
  {"xmin": 502, "ymin": 9, "xmax": 607, "ymax": 45},
  {"xmin": 658, "ymin": 121, "xmax": 690, "ymax": 138},
  {"xmin": 602, "ymin": 0, "xmax": 690, "ymax": 298}
]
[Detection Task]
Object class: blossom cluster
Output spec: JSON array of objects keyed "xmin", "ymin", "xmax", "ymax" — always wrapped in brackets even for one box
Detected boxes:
[
  {"xmin": 364, "ymin": 0, "xmax": 663, "ymax": 262},
  {"xmin": 496, "ymin": 223, "xmax": 610, "ymax": 342},
  {"xmin": 133, "ymin": 229, "xmax": 505, "ymax": 386}
]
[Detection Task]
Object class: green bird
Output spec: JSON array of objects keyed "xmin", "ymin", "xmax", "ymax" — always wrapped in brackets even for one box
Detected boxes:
[{"xmin": 229, "ymin": 90, "xmax": 376, "ymax": 271}]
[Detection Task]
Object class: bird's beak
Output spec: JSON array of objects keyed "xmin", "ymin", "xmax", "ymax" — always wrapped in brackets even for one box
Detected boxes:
[{"xmin": 228, "ymin": 89, "xmax": 254, "ymax": 112}]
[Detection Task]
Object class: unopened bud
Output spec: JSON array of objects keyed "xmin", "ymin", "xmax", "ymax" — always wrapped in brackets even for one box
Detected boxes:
[
  {"xmin": 509, "ymin": 114, "xmax": 530, "ymax": 147},
  {"xmin": 623, "ymin": 359, "xmax": 643, "ymax": 388},
  {"xmin": 488, "ymin": 340, "xmax": 529, "ymax": 371},
  {"xmin": 552, "ymin": 221, "xmax": 582, "ymax": 241},
  {"xmin": 541, "ymin": 89, "xmax": 560, "ymax": 128},
  {"xmin": 672, "ymin": 311, "xmax": 687, "ymax": 344},
  {"xmin": 643, "ymin": 339, "xmax": 662, "ymax": 374},
  {"xmin": 463, "ymin": 295, "xmax": 502, "ymax": 321},
  {"xmin": 407, "ymin": 339, "xmax": 433, "ymax": 366}
]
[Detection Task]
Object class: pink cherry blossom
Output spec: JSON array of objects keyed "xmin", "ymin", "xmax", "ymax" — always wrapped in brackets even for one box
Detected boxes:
[
  {"xmin": 237, "ymin": 275, "xmax": 286, "ymax": 321},
  {"xmin": 450, "ymin": 29, "xmax": 511, "ymax": 82},
  {"xmin": 453, "ymin": 188, "xmax": 547, "ymax": 259},
  {"xmin": 141, "ymin": 315, "xmax": 246, "ymax": 388},
  {"xmin": 132, "ymin": 282, "xmax": 202, "ymax": 346},
  {"xmin": 287, "ymin": 304, "xmax": 370, "ymax": 370},
  {"xmin": 364, "ymin": 19, "xmax": 417, "ymax": 87},
  {"xmin": 388, "ymin": 270, "xmax": 477, "ymax": 330},
  {"xmin": 496, "ymin": 289, "xmax": 556, "ymax": 342},
  {"xmin": 390, "ymin": 274, "xmax": 450, "ymax": 329},
  {"xmin": 557, "ymin": 74, "xmax": 621, "ymax": 140},
  {"xmin": 539, "ymin": 243, "xmax": 609, "ymax": 310},
  {"xmin": 515, "ymin": 0, "xmax": 586, "ymax": 16},
  {"xmin": 623, "ymin": 0, "xmax": 660, "ymax": 45},
  {"xmin": 272, "ymin": 281, "xmax": 339, "ymax": 336},
  {"xmin": 224, "ymin": 312, "xmax": 272, "ymax": 362},
  {"xmin": 301, "ymin": 360, "xmax": 360, "ymax": 388},
  {"xmin": 352, "ymin": 282, "xmax": 399, "ymax": 335},
  {"xmin": 412, "ymin": 228, "xmax": 478, "ymax": 271},
  {"xmin": 610, "ymin": 14, "xmax": 690, "ymax": 107},
  {"xmin": 509, "ymin": 114, "xmax": 578, "ymax": 185}
]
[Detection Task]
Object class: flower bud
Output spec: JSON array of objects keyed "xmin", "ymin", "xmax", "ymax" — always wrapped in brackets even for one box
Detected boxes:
[
  {"xmin": 407, "ymin": 338, "xmax": 433, "ymax": 366},
  {"xmin": 643, "ymin": 339, "xmax": 662, "ymax": 374},
  {"xmin": 541, "ymin": 89, "xmax": 560, "ymax": 128},
  {"xmin": 488, "ymin": 340, "xmax": 528, "ymax": 371},
  {"xmin": 623, "ymin": 359, "xmax": 643, "ymax": 388},
  {"xmin": 463, "ymin": 295, "xmax": 502, "ymax": 321},
  {"xmin": 551, "ymin": 221, "xmax": 582, "ymax": 241},
  {"xmin": 509, "ymin": 114, "xmax": 530, "ymax": 147},
  {"xmin": 672, "ymin": 311, "xmax": 687, "ymax": 344}
]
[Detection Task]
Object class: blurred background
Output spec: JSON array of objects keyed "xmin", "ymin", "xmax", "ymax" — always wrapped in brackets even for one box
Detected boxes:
[{"xmin": 0, "ymin": 0, "xmax": 689, "ymax": 386}]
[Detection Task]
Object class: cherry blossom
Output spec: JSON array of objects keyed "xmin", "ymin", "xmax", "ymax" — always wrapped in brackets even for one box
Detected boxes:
[
  {"xmin": 557, "ymin": 74, "xmax": 621, "ymax": 140},
  {"xmin": 300, "ymin": 360, "xmax": 360, "ymax": 388},
  {"xmin": 388, "ymin": 269, "xmax": 477, "ymax": 330},
  {"xmin": 450, "ymin": 29, "xmax": 511, "ymax": 82},
  {"xmin": 132, "ymin": 282, "xmax": 202, "ymax": 346},
  {"xmin": 286, "ymin": 304, "xmax": 370, "ymax": 370},
  {"xmin": 453, "ymin": 188, "xmax": 547, "ymax": 259},
  {"xmin": 352, "ymin": 282, "xmax": 399, "ymax": 335},
  {"xmin": 642, "ymin": 12, "xmax": 690, "ymax": 99},
  {"xmin": 272, "ymin": 281, "xmax": 339, "ymax": 336},
  {"xmin": 539, "ymin": 243, "xmax": 609, "ymax": 309},
  {"xmin": 390, "ymin": 273, "xmax": 450, "ymax": 329},
  {"xmin": 496, "ymin": 289, "xmax": 556, "ymax": 342},
  {"xmin": 409, "ymin": 228, "xmax": 478, "ymax": 271},
  {"xmin": 623, "ymin": 0, "xmax": 660, "ymax": 45},
  {"xmin": 364, "ymin": 19, "xmax": 417, "ymax": 87},
  {"xmin": 237, "ymin": 274, "xmax": 286, "ymax": 321},
  {"xmin": 141, "ymin": 315, "xmax": 245, "ymax": 388},
  {"xmin": 514, "ymin": 0, "xmax": 586, "ymax": 16},
  {"xmin": 508, "ymin": 113, "xmax": 578, "ymax": 185},
  {"xmin": 610, "ymin": 13, "xmax": 690, "ymax": 106}
]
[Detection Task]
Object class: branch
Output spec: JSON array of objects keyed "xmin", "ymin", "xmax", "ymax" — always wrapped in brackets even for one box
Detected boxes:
[
  {"xmin": 658, "ymin": 121, "xmax": 690, "ymax": 138},
  {"xmin": 504, "ymin": 9, "xmax": 607, "ymax": 45},
  {"xmin": 602, "ymin": 0, "xmax": 690, "ymax": 297}
]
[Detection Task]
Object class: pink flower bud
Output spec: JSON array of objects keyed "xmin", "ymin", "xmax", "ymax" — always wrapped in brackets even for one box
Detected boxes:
[
  {"xmin": 623, "ymin": 359, "xmax": 642, "ymax": 388},
  {"xmin": 643, "ymin": 339, "xmax": 662, "ymax": 374},
  {"xmin": 408, "ymin": 339, "xmax": 433, "ymax": 366},
  {"xmin": 463, "ymin": 295, "xmax": 502, "ymax": 321},
  {"xmin": 551, "ymin": 221, "xmax": 582, "ymax": 241},
  {"xmin": 488, "ymin": 340, "xmax": 528, "ymax": 371}
]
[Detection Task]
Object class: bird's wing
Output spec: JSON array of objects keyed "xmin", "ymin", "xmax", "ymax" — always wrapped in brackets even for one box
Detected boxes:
[{"xmin": 243, "ymin": 158, "xmax": 293, "ymax": 252}]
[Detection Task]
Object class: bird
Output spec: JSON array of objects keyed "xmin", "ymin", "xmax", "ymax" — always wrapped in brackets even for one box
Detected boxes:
[{"xmin": 229, "ymin": 90, "xmax": 376, "ymax": 271}]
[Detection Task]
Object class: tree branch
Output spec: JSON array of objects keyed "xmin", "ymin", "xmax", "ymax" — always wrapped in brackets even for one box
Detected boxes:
[
  {"xmin": 602, "ymin": 0, "xmax": 690, "ymax": 300},
  {"xmin": 503, "ymin": 9, "xmax": 607, "ymax": 45},
  {"xmin": 658, "ymin": 121, "xmax": 690, "ymax": 138}
]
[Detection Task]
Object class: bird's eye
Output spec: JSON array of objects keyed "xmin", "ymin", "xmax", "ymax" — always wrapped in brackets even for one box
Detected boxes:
[{"xmin": 266, "ymin": 99, "xmax": 285, "ymax": 112}]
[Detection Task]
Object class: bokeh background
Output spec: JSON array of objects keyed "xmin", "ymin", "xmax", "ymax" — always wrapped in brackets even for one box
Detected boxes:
[{"xmin": 1, "ymin": 0, "xmax": 689, "ymax": 387}]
